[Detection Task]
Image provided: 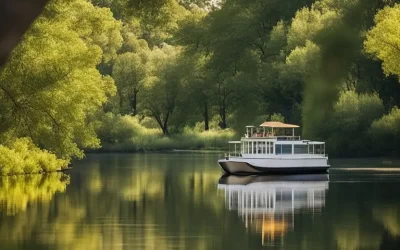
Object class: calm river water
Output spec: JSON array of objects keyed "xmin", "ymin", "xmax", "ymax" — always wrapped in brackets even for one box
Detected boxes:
[{"xmin": 1, "ymin": 153, "xmax": 400, "ymax": 250}]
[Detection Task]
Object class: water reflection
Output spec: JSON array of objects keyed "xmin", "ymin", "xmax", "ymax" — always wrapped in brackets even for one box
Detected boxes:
[
  {"xmin": 218, "ymin": 174, "xmax": 329, "ymax": 246},
  {"xmin": 2, "ymin": 155, "xmax": 400, "ymax": 250},
  {"xmin": 0, "ymin": 173, "xmax": 70, "ymax": 215}
]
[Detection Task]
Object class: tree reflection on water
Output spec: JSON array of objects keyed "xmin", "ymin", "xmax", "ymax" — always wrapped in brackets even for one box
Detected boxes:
[
  {"xmin": 1, "ymin": 155, "xmax": 400, "ymax": 250},
  {"xmin": 0, "ymin": 173, "xmax": 70, "ymax": 215}
]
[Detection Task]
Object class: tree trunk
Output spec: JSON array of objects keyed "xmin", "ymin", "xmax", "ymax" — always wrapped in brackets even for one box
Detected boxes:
[
  {"xmin": 162, "ymin": 112, "xmax": 170, "ymax": 135},
  {"xmin": 219, "ymin": 102, "xmax": 227, "ymax": 129},
  {"xmin": 162, "ymin": 124, "xmax": 169, "ymax": 135},
  {"xmin": 130, "ymin": 89, "xmax": 138, "ymax": 116},
  {"xmin": 203, "ymin": 102, "xmax": 209, "ymax": 131},
  {"xmin": 118, "ymin": 90, "xmax": 123, "ymax": 110}
]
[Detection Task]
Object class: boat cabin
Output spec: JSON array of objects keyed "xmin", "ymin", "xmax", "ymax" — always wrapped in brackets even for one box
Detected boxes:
[
  {"xmin": 245, "ymin": 122, "xmax": 300, "ymax": 140},
  {"xmin": 228, "ymin": 122, "xmax": 326, "ymax": 158}
]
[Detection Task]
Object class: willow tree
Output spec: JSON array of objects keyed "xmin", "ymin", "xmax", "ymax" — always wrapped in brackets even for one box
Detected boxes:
[
  {"xmin": 141, "ymin": 45, "xmax": 182, "ymax": 135},
  {"xmin": 0, "ymin": 0, "xmax": 121, "ymax": 160},
  {"xmin": 113, "ymin": 51, "xmax": 150, "ymax": 115},
  {"xmin": 365, "ymin": 4, "xmax": 400, "ymax": 80}
]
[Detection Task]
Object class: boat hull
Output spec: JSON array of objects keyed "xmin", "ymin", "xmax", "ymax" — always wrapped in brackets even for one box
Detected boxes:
[{"xmin": 219, "ymin": 158, "xmax": 329, "ymax": 175}]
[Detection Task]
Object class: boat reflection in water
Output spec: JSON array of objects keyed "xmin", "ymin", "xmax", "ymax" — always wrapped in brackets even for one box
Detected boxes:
[{"xmin": 218, "ymin": 174, "xmax": 329, "ymax": 246}]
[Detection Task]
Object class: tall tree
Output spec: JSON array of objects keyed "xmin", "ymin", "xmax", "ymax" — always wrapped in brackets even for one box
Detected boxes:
[
  {"xmin": 141, "ymin": 45, "xmax": 182, "ymax": 135},
  {"xmin": 112, "ymin": 52, "xmax": 149, "ymax": 115},
  {"xmin": 365, "ymin": 4, "xmax": 400, "ymax": 80},
  {"xmin": 0, "ymin": 0, "xmax": 120, "ymax": 159}
]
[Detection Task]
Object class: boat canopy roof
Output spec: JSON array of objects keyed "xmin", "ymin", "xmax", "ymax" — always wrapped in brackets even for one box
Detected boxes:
[
  {"xmin": 228, "ymin": 141, "xmax": 242, "ymax": 144},
  {"xmin": 259, "ymin": 121, "xmax": 300, "ymax": 128}
]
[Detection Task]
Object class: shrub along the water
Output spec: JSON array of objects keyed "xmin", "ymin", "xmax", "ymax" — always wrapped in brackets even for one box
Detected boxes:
[
  {"xmin": 370, "ymin": 107, "xmax": 400, "ymax": 156},
  {"xmin": 323, "ymin": 91, "xmax": 385, "ymax": 157},
  {"xmin": 0, "ymin": 138, "xmax": 68, "ymax": 176},
  {"xmin": 96, "ymin": 113, "xmax": 236, "ymax": 152}
]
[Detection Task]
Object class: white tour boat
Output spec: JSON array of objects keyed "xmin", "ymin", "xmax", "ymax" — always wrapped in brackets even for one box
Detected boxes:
[{"xmin": 218, "ymin": 121, "xmax": 329, "ymax": 175}]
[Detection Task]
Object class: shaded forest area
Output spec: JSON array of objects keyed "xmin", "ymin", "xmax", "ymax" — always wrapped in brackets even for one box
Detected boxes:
[{"xmin": 1, "ymin": 0, "xmax": 400, "ymax": 174}]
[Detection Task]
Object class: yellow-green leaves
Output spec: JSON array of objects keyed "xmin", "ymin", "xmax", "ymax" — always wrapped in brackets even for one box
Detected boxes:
[
  {"xmin": 0, "ymin": 138, "xmax": 68, "ymax": 175},
  {"xmin": 365, "ymin": 4, "xmax": 400, "ymax": 80},
  {"xmin": 0, "ymin": 0, "xmax": 120, "ymax": 161},
  {"xmin": 287, "ymin": 5, "xmax": 338, "ymax": 50}
]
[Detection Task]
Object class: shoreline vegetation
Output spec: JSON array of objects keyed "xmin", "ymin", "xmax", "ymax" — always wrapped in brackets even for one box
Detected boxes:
[
  {"xmin": 95, "ymin": 113, "xmax": 235, "ymax": 153},
  {"xmin": 1, "ymin": 0, "xmax": 400, "ymax": 175}
]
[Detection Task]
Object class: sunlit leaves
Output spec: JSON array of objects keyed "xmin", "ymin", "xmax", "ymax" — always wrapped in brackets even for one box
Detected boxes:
[
  {"xmin": 0, "ymin": 0, "xmax": 119, "ymax": 160},
  {"xmin": 287, "ymin": 5, "xmax": 338, "ymax": 50},
  {"xmin": 365, "ymin": 4, "xmax": 400, "ymax": 80}
]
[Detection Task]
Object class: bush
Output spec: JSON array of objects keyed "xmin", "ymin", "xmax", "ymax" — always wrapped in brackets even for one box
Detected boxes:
[
  {"xmin": 96, "ymin": 113, "xmax": 236, "ymax": 152},
  {"xmin": 0, "ymin": 138, "xmax": 68, "ymax": 176},
  {"xmin": 325, "ymin": 91, "xmax": 384, "ymax": 156},
  {"xmin": 370, "ymin": 107, "xmax": 400, "ymax": 155}
]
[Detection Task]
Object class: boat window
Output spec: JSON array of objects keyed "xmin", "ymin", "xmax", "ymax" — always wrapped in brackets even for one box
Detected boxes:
[
  {"xmin": 266, "ymin": 141, "xmax": 269, "ymax": 154},
  {"xmin": 258, "ymin": 141, "xmax": 263, "ymax": 154},
  {"xmin": 275, "ymin": 144, "xmax": 282, "ymax": 155},
  {"xmin": 282, "ymin": 145, "xmax": 292, "ymax": 154},
  {"xmin": 253, "ymin": 141, "xmax": 257, "ymax": 154},
  {"xmin": 276, "ymin": 191, "xmax": 292, "ymax": 202},
  {"xmin": 294, "ymin": 145, "xmax": 308, "ymax": 154},
  {"xmin": 270, "ymin": 142, "xmax": 273, "ymax": 154}
]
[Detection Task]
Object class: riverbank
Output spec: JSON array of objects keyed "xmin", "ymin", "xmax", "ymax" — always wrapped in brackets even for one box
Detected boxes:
[{"xmin": 96, "ymin": 114, "xmax": 236, "ymax": 153}]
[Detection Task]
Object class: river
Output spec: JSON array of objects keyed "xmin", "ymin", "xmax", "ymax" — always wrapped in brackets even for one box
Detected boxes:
[{"xmin": 1, "ymin": 153, "xmax": 400, "ymax": 250}]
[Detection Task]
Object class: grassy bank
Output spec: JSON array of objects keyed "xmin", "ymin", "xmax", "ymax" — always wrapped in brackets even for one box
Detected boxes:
[{"xmin": 95, "ymin": 114, "xmax": 236, "ymax": 152}]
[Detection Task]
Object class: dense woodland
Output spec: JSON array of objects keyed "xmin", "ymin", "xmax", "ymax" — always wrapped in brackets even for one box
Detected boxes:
[{"xmin": 1, "ymin": 0, "xmax": 400, "ymax": 174}]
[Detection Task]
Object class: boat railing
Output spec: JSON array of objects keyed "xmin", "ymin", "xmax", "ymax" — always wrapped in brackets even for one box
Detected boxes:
[
  {"xmin": 243, "ymin": 135, "xmax": 301, "ymax": 140},
  {"xmin": 276, "ymin": 136, "xmax": 301, "ymax": 141},
  {"xmin": 228, "ymin": 152, "xmax": 242, "ymax": 158}
]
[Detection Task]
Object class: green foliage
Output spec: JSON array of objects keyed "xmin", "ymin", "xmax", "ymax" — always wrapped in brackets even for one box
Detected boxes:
[
  {"xmin": 97, "ymin": 113, "xmax": 142, "ymax": 144},
  {"xmin": 285, "ymin": 40, "xmax": 321, "ymax": 78},
  {"xmin": 365, "ymin": 4, "xmax": 400, "ymax": 80},
  {"xmin": 287, "ymin": 5, "xmax": 338, "ymax": 50},
  {"xmin": 96, "ymin": 113, "xmax": 235, "ymax": 151},
  {"xmin": 113, "ymin": 52, "xmax": 149, "ymax": 114},
  {"xmin": 270, "ymin": 113, "xmax": 286, "ymax": 122},
  {"xmin": 2, "ymin": 0, "xmax": 400, "ymax": 161},
  {"xmin": 0, "ymin": 138, "xmax": 68, "ymax": 176},
  {"xmin": 140, "ymin": 45, "xmax": 183, "ymax": 134},
  {"xmin": 325, "ymin": 91, "xmax": 385, "ymax": 156},
  {"xmin": 370, "ymin": 107, "xmax": 400, "ymax": 154},
  {"xmin": 0, "ymin": 0, "xmax": 119, "ymax": 161}
]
